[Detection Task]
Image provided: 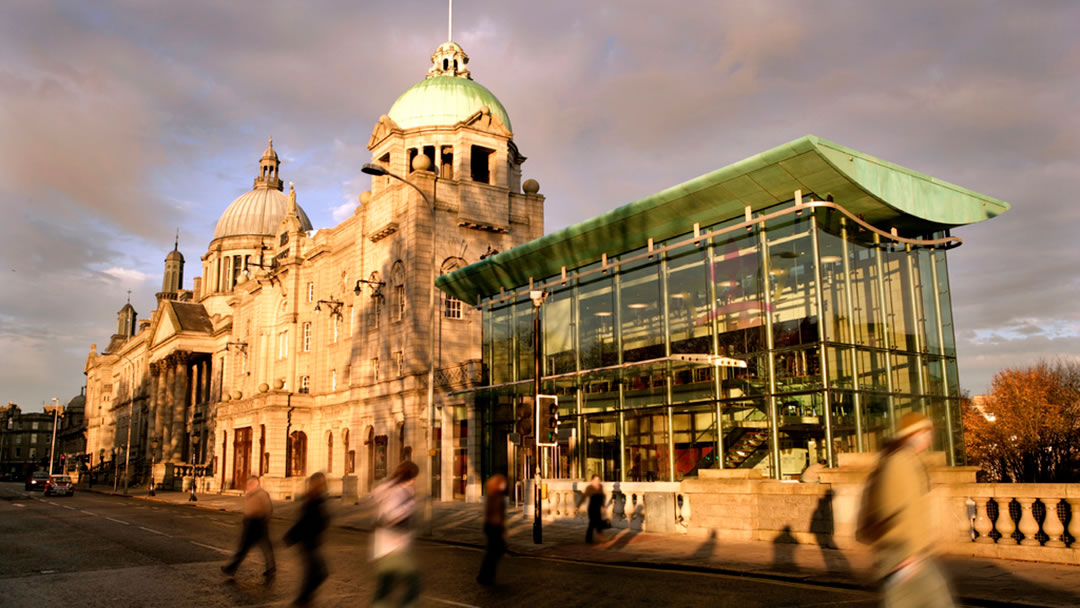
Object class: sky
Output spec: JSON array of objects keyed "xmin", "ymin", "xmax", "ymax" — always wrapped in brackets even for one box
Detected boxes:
[{"xmin": 1, "ymin": 1, "xmax": 1078, "ymax": 411}]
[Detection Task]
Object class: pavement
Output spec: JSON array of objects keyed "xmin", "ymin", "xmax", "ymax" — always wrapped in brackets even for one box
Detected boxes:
[{"xmin": 76, "ymin": 483, "xmax": 1080, "ymax": 608}]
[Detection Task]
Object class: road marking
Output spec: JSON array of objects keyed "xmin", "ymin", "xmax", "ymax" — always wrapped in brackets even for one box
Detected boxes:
[
  {"xmin": 139, "ymin": 526, "xmax": 169, "ymax": 536},
  {"xmin": 46, "ymin": 501, "xmax": 59, "ymax": 506},
  {"xmin": 63, "ymin": 505, "xmax": 76, "ymax": 510},
  {"xmin": 80, "ymin": 510, "xmax": 96, "ymax": 516},
  {"xmin": 425, "ymin": 597, "xmax": 481, "ymax": 608},
  {"xmin": 105, "ymin": 517, "xmax": 130, "ymax": 525},
  {"xmin": 13, "ymin": 503, "xmax": 24, "ymax": 508},
  {"xmin": 40, "ymin": 569, "xmax": 57, "ymax": 574},
  {"xmin": 190, "ymin": 541, "xmax": 230, "ymax": 555}
]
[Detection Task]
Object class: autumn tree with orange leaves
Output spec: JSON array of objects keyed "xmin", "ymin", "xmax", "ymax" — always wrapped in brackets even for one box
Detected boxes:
[{"xmin": 963, "ymin": 361, "xmax": 1080, "ymax": 482}]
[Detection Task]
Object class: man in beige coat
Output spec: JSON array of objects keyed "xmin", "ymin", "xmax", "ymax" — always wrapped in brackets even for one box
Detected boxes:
[
  {"xmin": 857, "ymin": 412, "xmax": 954, "ymax": 607},
  {"xmin": 222, "ymin": 476, "xmax": 276, "ymax": 580}
]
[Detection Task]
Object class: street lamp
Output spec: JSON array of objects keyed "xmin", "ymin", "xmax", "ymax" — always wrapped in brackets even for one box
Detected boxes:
[
  {"xmin": 362, "ymin": 160, "xmax": 441, "ymax": 507},
  {"xmin": 45, "ymin": 398, "xmax": 64, "ymax": 476},
  {"xmin": 189, "ymin": 432, "xmax": 200, "ymax": 502},
  {"xmin": 530, "ymin": 289, "xmax": 547, "ymax": 544}
]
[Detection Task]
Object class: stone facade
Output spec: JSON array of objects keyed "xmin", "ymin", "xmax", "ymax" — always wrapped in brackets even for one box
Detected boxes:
[{"xmin": 81, "ymin": 41, "xmax": 544, "ymax": 500}]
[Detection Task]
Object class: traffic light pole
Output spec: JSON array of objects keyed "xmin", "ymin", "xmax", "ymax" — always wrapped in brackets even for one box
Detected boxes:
[{"xmin": 531, "ymin": 290, "xmax": 545, "ymax": 545}]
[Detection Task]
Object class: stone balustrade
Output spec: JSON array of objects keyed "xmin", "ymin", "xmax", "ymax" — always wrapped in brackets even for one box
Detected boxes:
[{"xmin": 520, "ymin": 454, "xmax": 1079, "ymax": 565}]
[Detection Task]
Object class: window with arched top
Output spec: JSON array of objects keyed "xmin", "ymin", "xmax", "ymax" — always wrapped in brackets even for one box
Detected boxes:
[
  {"xmin": 289, "ymin": 431, "xmax": 307, "ymax": 478},
  {"xmin": 391, "ymin": 261, "xmax": 406, "ymax": 322},
  {"xmin": 327, "ymin": 431, "xmax": 333, "ymax": 473},
  {"xmin": 344, "ymin": 428, "xmax": 354, "ymax": 475}
]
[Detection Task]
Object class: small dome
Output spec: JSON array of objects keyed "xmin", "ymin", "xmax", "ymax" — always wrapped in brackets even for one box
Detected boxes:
[
  {"xmin": 213, "ymin": 187, "xmax": 313, "ymax": 240},
  {"xmin": 166, "ymin": 248, "xmax": 184, "ymax": 262}
]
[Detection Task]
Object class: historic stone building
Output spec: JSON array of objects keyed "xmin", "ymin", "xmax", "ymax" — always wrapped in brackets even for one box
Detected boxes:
[{"xmin": 82, "ymin": 39, "xmax": 545, "ymax": 500}]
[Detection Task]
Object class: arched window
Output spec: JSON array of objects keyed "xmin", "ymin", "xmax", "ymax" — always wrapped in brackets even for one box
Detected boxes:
[
  {"xmin": 327, "ymin": 432, "xmax": 333, "ymax": 473},
  {"xmin": 391, "ymin": 261, "xmax": 406, "ymax": 322},
  {"xmin": 289, "ymin": 431, "xmax": 307, "ymax": 478},
  {"xmin": 344, "ymin": 429, "xmax": 354, "ymax": 475}
]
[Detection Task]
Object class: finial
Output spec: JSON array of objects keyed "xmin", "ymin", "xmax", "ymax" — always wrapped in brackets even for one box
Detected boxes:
[
  {"xmin": 174, "ymin": 228, "xmax": 179, "ymax": 251},
  {"xmin": 269, "ymin": 134, "xmax": 273, "ymax": 148},
  {"xmin": 127, "ymin": 289, "xmax": 131, "ymax": 304},
  {"xmin": 448, "ymin": 0, "xmax": 453, "ymax": 42}
]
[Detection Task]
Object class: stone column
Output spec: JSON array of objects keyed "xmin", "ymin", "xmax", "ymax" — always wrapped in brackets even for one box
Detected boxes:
[
  {"xmin": 161, "ymin": 358, "xmax": 175, "ymax": 463},
  {"xmin": 146, "ymin": 364, "xmax": 159, "ymax": 462},
  {"xmin": 170, "ymin": 352, "xmax": 190, "ymax": 462}
]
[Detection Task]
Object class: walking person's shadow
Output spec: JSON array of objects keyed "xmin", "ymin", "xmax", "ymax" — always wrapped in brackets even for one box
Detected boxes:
[
  {"xmin": 810, "ymin": 489, "xmax": 851, "ymax": 576},
  {"xmin": 771, "ymin": 525, "xmax": 798, "ymax": 572}
]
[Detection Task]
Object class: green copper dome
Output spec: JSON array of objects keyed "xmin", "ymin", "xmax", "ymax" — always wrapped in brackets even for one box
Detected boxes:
[{"xmin": 388, "ymin": 75, "xmax": 512, "ymax": 132}]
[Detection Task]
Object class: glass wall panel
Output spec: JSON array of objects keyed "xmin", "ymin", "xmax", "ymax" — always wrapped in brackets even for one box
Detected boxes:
[
  {"xmin": 581, "ymin": 369, "xmax": 619, "ymax": 413},
  {"xmin": 916, "ymin": 249, "xmax": 941, "ymax": 354},
  {"xmin": 490, "ymin": 305, "xmax": 513, "ymax": 385},
  {"xmin": 893, "ymin": 394, "xmax": 921, "ymax": 422},
  {"xmin": 773, "ymin": 346, "xmax": 823, "ymax": 392},
  {"xmin": 623, "ymin": 362, "xmax": 666, "ymax": 409},
  {"xmin": 935, "ymin": 249, "xmax": 957, "ymax": 358},
  {"xmin": 817, "ymin": 210, "xmax": 851, "ymax": 343},
  {"xmin": 712, "ymin": 225, "xmax": 765, "ymax": 359},
  {"xmin": 542, "ymin": 286, "xmax": 576, "ymax": 375},
  {"xmin": 830, "ymin": 391, "xmax": 858, "ymax": 456},
  {"xmin": 891, "ymin": 353, "xmax": 919, "ymax": 394},
  {"xmin": 672, "ymin": 404, "xmax": 718, "ymax": 480},
  {"xmin": 720, "ymin": 398, "xmax": 770, "ymax": 473},
  {"xmin": 666, "ymin": 244, "xmax": 712, "ymax": 355},
  {"xmin": 946, "ymin": 358, "xmax": 960, "ymax": 396},
  {"xmin": 777, "ymin": 392, "xmax": 826, "ymax": 479},
  {"xmin": 884, "ymin": 246, "xmax": 919, "ymax": 352},
  {"xmin": 861, "ymin": 393, "xmax": 890, "ymax": 452},
  {"xmin": 624, "ymin": 408, "xmax": 670, "ymax": 482},
  {"xmin": 949, "ymin": 397, "xmax": 964, "ymax": 465},
  {"xmin": 672, "ymin": 364, "xmax": 715, "ymax": 404},
  {"xmin": 514, "ymin": 300, "xmax": 534, "ymax": 381},
  {"xmin": 578, "ymin": 275, "xmax": 617, "ymax": 369},
  {"xmin": 620, "ymin": 262, "xmax": 664, "ymax": 363},
  {"xmin": 856, "ymin": 348, "xmax": 889, "ymax": 391},
  {"xmin": 766, "ymin": 214, "xmax": 819, "ymax": 349},
  {"xmin": 925, "ymin": 356, "xmax": 945, "ymax": 396},
  {"xmin": 827, "ymin": 346, "xmax": 855, "ymax": 389},
  {"xmin": 584, "ymin": 415, "xmax": 620, "ymax": 481},
  {"xmin": 849, "ymin": 236, "xmax": 886, "ymax": 348},
  {"xmin": 924, "ymin": 396, "xmax": 949, "ymax": 452}
]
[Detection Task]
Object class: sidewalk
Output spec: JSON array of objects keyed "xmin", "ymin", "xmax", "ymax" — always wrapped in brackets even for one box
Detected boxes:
[{"xmin": 84, "ymin": 485, "xmax": 1080, "ymax": 608}]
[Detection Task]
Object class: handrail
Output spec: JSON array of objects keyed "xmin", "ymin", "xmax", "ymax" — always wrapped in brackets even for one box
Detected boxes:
[{"xmin": 479, "ymin": 196, "xmax": 961, "ymax": 309}]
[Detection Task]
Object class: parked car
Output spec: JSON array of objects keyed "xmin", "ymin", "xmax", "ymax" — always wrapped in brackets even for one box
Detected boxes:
[
  {"xmin": 44, "ymin": 475, "xmax": 74, "ymax": 497},
  {"xmin": 25, "ymin": 471, "xmax": 50, "ymax": 491}
]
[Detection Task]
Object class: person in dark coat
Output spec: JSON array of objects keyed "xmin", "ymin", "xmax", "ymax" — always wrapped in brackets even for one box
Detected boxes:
[
  {"xmin": 584, "ymin": 475, "xmax": 610, "ymax": 543},
  {"xmin": 476, "ymin": 474, "xmax": 508, "ymax": 585},
  {"xmin": 284, "ymin": 472, "xmax": 329, "ymax": 606}
]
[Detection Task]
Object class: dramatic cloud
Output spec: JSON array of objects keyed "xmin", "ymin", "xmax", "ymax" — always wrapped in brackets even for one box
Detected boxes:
[{"xmin": 0, "ymin": 0, "xmax": 1077, "ymax": 408}]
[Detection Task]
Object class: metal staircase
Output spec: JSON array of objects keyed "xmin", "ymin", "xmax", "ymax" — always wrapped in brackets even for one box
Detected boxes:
[{"xmin": 724, "ymin": 428, "xmax": 769, "ymax": 468}]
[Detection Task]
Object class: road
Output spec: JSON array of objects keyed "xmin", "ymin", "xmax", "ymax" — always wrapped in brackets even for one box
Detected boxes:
[{"xmin": 0, "ymin": 482, "xmax": 877, "ymax": 607}]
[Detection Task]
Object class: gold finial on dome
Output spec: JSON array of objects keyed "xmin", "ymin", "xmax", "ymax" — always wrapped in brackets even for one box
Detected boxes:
[{"xmin": 254, "ymin": 137, "xmax": 283, "ymax": 191}]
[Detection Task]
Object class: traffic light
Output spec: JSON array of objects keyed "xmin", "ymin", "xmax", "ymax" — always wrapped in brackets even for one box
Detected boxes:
[{"xmin": 536, "ymin": 394, "xmax": 559, "ymax": 445}]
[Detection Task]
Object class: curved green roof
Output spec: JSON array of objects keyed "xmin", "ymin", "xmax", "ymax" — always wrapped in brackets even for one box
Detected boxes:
[
  {"xmin": 436, "ymin": 135, "xmax": 1010, "ymax": 303},
  {"xmin": 388, "ymin": 76, "xmax": 512, "ymax": 132}
]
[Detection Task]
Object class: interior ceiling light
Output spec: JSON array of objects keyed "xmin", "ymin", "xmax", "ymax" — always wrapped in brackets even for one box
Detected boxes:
[{"xmin": 820, "ymin": 255, "xmax": 843, "ymax": 264}]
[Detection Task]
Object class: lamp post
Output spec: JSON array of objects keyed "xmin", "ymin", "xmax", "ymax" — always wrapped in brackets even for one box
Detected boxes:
[
  {"xmin": 362, "ymin": 160, "xmax": 440, "ymax": 505},
  {"xmin": 112, "ymin": 447, "xmax": 119, "ymax": 492},
  {"xmin": 189, "ymin": 432, "xmax": 200, "ymax": 502},
  {"xmin": 530, "ymin": 289, "xmax": 547, "ymax": 544},
  {"xmin": 45, "ymin": 398, "xmax": 64, "ymax": 476}
]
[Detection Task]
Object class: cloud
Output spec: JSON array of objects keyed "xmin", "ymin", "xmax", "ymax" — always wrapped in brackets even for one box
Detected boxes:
[
  {"xmin": 0, "ymin": 0, "xmax": 1077, "ymax": 408},
  {"xmin": 102, "ymin": 267, "xmax": 151, "ymax": 283}
]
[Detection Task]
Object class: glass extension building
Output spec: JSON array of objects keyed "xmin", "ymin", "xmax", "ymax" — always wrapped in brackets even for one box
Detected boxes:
[{"xmin": 436, "ymin": 136, "xmax": 1009, "ymax": 484}]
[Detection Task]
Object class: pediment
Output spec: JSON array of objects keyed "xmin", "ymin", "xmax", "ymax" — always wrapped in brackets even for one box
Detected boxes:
[
  {"xmin": 460, "ymin": 107, "xmax": 512, "ymax": 137},
  {"xmin": 151, "ymin": 309, "xmax": 178, "ymax": 347},
  {"xmin": 368, "ymin": 114, "xmax": 403, "ymax": 149}
]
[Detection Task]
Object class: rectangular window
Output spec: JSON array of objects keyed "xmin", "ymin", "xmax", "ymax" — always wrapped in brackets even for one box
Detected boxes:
[
  {"xmin": 394, "ymin": 351, "xmax": 404, "ymax": 377},
  {"xmin": 371, "ymin": 358, "xmax": 380, "ymax": 382},
  {"xmin": 470, "ymin": 145, "xmax": 494, "ymax": 184},
  {"xmin": 370, "ymin": 298, "xmax": 381, "ymax": 330},
  {"xmin": 30, "ymin": 433, "xmax": 37, "ymax": 444},
  {"xmin": 307, "ymin": 282, "xmax": 314, "ymax": 302},
  {"xmin": 444, "ymin": 295, "xmax": 463, "ymax": 319},
  {"xmin": 303, "ymin": 322, "xmax": 311, "ymax": 352},
  {"xmin": 278, "ymin": 330, "xmax": 289, "ymax": 359},
  {"xmin": 331, "ymin": 369, "xmax": 337, "ymax": 391},
  {"xmin": 393, "ymin": 285, "xmax": 405, "ymax": 321},
  {"xmin": 332, "ymin": 316, "xmax": 339, "ymax": 343},
  {"xmin": 299, "ymin": 375, "xmax": 310, "ymax": 394},
  {"xmin": 32, "ymin": 422, "xmax": 38, "ymax": 430}
]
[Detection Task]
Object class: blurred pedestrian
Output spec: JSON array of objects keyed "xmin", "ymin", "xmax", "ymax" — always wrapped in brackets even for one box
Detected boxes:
[
  {"xmin": 476, "ymin": 474, "xmax": 507, "ymax": 585},
  {"xmin": 221, "ymin": 476, "xmax": 276, "ymax": 581},
  {"xmin": 372, "ymin": 461, "xmax": 422, "ymax": 607},
  {"xmin": 284, "ymin": 472, "xmax": 329, "ymax": 606},
  {"xmin": 857, "ymin": 412, "xmax": 955, "ymax": 608},
  {"xmin": 584, "ymin": 475, "xmax": 610, "ymax": 543}
]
